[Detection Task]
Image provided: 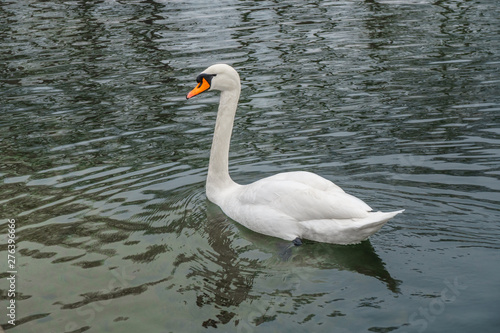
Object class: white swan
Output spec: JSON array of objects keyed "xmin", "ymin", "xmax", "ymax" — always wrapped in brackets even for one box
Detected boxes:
[{"xmin": 187, "ymin": 64, "xmax": 403, "ymax": 245}]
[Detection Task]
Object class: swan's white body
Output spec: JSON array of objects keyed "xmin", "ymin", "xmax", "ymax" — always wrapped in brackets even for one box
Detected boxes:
[{"xmin": 187, "ymin": 64, "xmax": 403, "ymax": 245}]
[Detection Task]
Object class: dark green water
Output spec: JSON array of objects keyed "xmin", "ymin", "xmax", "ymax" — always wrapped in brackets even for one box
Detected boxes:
[{"xmin": 1, "ymin": 1, "xmax": 499, "ymax": 332}]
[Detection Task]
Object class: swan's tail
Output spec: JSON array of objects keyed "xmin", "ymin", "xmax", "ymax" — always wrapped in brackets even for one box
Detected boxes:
[
  {"xmin": 359, "ymin": 209, "xmax": 405, "ymax": 229},
  {"xmin": 300, "ymin": 209, "xmax": 404, "ymax": 245}
]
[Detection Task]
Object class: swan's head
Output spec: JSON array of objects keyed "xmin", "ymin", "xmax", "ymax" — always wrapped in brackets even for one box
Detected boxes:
[{"xmin": 186, "ymin": 64, "xmax": 240, "ymax": 99}]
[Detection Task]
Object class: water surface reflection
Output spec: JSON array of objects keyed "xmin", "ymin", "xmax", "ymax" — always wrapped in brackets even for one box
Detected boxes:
[{"xmin": 1, "ymin": 0, "xmax": 499, "ymax": 332}]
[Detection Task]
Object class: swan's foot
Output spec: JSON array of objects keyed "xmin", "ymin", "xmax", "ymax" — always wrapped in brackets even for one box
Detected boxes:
[{"xmin": 292, "ymin": 237, "xmax": 303, "ymax": 246}]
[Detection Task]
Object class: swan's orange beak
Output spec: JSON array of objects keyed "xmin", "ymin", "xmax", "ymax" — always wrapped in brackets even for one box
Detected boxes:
[{"xmin": 186, "ymin": 77, "xmax": 211, "ymax": 99}]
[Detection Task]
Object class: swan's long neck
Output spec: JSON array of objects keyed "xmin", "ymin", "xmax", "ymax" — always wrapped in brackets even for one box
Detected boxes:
[{"xmin": 206, "ymin": 87, "xmax": 240, "ymax": 201}]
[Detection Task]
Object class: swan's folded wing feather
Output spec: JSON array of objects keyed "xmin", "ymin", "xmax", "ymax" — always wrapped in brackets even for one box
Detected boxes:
[{"xmin": 235, "ymin": 174, "xmax": 372, "ymax": 221}]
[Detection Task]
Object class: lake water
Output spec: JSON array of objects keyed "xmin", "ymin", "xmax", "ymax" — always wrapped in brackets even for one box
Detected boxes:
[{"xmin": 1, "ymin": 0, "xmax": 499, "ymax": 332}]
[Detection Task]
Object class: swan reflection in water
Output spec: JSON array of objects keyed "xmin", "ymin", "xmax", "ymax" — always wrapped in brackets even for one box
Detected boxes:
[{"xmin": 181, "ymin": 202, "xmax": 401, "ymax": 328}]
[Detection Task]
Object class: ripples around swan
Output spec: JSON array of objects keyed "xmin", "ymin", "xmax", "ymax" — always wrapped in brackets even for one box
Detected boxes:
[{"xmin": 1, "ymin": 0, "xmax": 500, "ymax": 332}]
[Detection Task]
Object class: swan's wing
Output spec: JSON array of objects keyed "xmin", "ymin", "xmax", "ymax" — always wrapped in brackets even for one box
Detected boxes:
[{"xmin": 235, "ymin": 172, "xmax": 373, "ymax": 221}]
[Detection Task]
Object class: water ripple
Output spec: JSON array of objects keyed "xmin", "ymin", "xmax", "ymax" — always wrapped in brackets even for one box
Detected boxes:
[{"xmin": 1, "ymin": 0, "xmax": 500, "ymax": 332}]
